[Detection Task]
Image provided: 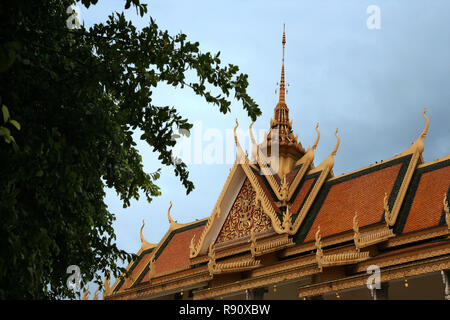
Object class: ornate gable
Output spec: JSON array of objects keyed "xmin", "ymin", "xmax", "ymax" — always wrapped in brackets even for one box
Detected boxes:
[{"xmin": 215, "ymin": 179, "xmax": 273, "ymax": 244}]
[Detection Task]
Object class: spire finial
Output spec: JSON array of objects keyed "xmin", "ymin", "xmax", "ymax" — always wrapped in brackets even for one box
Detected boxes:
[{"xmin": 279, "ymin": 24, "xmax": 286, "ymax": 104}]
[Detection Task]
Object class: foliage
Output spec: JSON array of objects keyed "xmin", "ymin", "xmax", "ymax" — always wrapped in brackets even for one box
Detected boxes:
[{"xmin": 0, "ymin": 0, "xmax": 260, "ymax": 299}]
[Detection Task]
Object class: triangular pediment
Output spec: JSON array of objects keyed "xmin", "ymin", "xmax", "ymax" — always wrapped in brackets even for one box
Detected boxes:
[
  {"xmin": 215, "ymin": 178, "xmax": 273, "ymax": 245},
  {"xmin": 190, "ymin": 161, "xmax": 282, "ymax": 258}
]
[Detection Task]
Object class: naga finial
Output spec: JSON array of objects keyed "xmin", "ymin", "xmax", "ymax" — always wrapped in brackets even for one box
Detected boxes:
[
  {"xmin": 249, "ymin": 121, "xmax": 257, "ymax": 162},
  {"xmin": 93, "ymin": 287, "xmax": 100, "ymax": 300},
  {"xmin": 315, "ymin": 226, "xmax": 321, "ymax": 247},
  {"xmin": 353, "ymin": 211, "xmax": 359, "ymax": 234},
  {"xmin": 82, "ymin": 286, "xmax": 89, "ymax": 300},
  {"xmin": 167, "ymin": 201, "xmax": 175, "ymax": 225},
  {"xmin": 331, "ymin": 128, "xmax": 340, "ymax": 157},
  {"xmin": 139, "ymin": 219, "xmax": 155, "ymax": 249},
  {"xmin": 234, "ymin": 119, "xmax": 239, "ymax": 145},
  {"xmin": 444, "ymin": 193, "xmax": 449, "ymax": 229},
  {"xmin": 353, "ymin": 212, "xmax": 360, "ymax": 251},
  {"xmin": 312, "ymin": 123, "xmax": 320, "ymax": 150},
  {"xmin": 149, "ymin": 256, "xmax": 156, "ymax": 279},
  {"xmin": 315, "ymin": 226, "xmax": 323, "ymax": 267},
  {"xmin": 383, "ymin": 192, "xmax": 392, "ymax": 225},
  {"xmin": 140, "ymin": 220, "xmax": 147, "ymax": 244},
  {"xmin": 207, "ymin": 243, "xmax": 217, "ymax": 276},
  {"xmin": 103, "ymin": 271, "xmax": 111, "ymax": 298},
  {"xmin": 420, "ymin": 108, "xmax": 429, "ymax": 140},
  {"xmin": 189, "ymin": 234, "xmax": 196, "ymax": 256},
  {"xmin": 234, "ymin": 118, "xmax": 246, "ymax": 160}
]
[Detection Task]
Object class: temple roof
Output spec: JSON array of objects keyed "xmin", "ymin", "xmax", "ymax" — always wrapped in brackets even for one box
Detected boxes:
[{"xmin": 103, "ymin": 27, "xmax": 449, "ymax": 300}]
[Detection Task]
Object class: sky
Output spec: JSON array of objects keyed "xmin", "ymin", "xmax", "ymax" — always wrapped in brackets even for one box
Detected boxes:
[{"xmin": 78, "ymin": 0, "xmax": 450, "ymax": 290}]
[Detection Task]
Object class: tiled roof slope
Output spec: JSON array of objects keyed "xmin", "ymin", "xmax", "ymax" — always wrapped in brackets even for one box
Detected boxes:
[
  {"xmin": 294, "ymin": 154, "xmax": 412, "ymax": 243},
  {"xmin": 395, "ymin": 158, "xmax": 450, "ymax": 234},
  {"xmin": 153, "ymin": 224, "xmax": 206, "ymax": 275},
  {"xmin": 135, "ymin": 221, "xmax": 207, "ymax": 285},
  {"xmin": 113, "ymin": 248, "xmax": 154, "ymax": 293},
  {"xmin": 290, "ymin": 172, "xmax": 319, "ymax": 217}
]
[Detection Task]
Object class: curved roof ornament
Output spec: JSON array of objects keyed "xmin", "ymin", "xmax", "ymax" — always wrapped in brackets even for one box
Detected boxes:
[
  {"xmin": 297, "ymin": 123, "xmax": 321, "ymax": 168},
  {"xmin": 82, "ymin": 286, "xmax": 89, "ymax": 300},
  {"xmin": 400, "ymin": 108, "xmax": 430, "ymax": 157},
  {"xmin": 234, "ymin": 119, "xmax": 246, "ymax": 161},
  {"xmin": 167, "ymin": 201, "xmax": 174, "ymax": 224},
  {"xmin": 167, "ymin": 201, "xmax": 185, "ymax": 229},
  {"xmin": 310, "ymin": 128, "xmax": 339, "ymax": 176},
  {"xmin": 312, "ymin": 123, "xmax": 320, "ymax": 151},
  {"xmin": 420, "ymin": 108, "xmax": 429, "ymax": 140},
  {"xmin": 331, "ymin": 128, "xmax": 340, "ymax": 157},
  {"xmin": 103, "ymin": 271, "xmax": 111, "ymax": 298},
  {"xmin": 167, "ymin": 200, "xmax": 180, "ymax": 229},
  {"xmin": 249, "ymin": 121, "xmax": 258, "ymax": 162},
  {"xmin": 93, "ymin": 287, "xmax": 100, "ymax": 300},
  {"xmin": 444, "ymin": 193, "xmax": 449, "ymax": 230},
  {"xmin": 139, "ymin": 220, "xmax": 155, "ymax": 250}
]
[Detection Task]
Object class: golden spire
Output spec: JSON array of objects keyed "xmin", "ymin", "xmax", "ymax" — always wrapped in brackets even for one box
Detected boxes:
[
  {"xmin": 263, "ymin": 24, "xmax": 305, "ymax": 170},
  {"xmin": 273, "ymin": 24, "xmax": 289, "ymax": 129},
  {"xmin": 279, "ymin": 24, "xmax": 286, "ymax": 104}
]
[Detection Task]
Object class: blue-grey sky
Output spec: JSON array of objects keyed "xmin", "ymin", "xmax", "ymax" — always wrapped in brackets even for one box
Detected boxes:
[{"xmin": 79, "ymin": 0, "xmax": 449, "ymax": 279}]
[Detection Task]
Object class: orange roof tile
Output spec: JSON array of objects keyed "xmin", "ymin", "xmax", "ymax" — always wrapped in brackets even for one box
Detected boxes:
[
  {"xmin": 303, "ymin": 162, "xmax": 403, "ymax": 242},
  {"xmin": 401, "ymin": 164, "xmax": 450, "ymax": 234},
  {"xmin": 285, "ymin": 165, "xmax": 301, "ymax": 184},
  {"xmin": 254, "ymin": 173, "xmax": 281, "ymax": 213},
  {"xmin": 115, "ymin": 249, "xmax": 154, "ymax": 292},
  {"xmin": 290, "ymin": 177, "xmax": 316, "ymax": 215},
  {"xmin": 152, "ymin": 225, "xmax": 205, "ymax": 276}
]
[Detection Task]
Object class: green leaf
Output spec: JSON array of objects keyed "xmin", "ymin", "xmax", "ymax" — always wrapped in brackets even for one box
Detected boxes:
[
  {"xmin": 2, "ymin": 105, "xmax": 10, "ymax": 123},
  {"xmin": 9, "ymin": 119, "xmax": 20, "ymax": 130}
]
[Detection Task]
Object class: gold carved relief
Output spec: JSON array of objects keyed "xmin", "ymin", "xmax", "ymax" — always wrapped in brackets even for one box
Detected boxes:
[{"xmin": 216, "ymin": 179, "xmax": 273, "ymax": 243}]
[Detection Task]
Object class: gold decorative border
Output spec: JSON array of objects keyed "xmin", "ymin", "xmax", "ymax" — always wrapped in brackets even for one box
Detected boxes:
[
  {"xmin": 194, "ymin": 264, "xmax": 320, "ymax": 300},
  {"xmin": 106, "ymin": 272, "xmax": 212, "ymax": 300},
  {"xmin": 191, "ymin": 233, "xmax": 291, "ymax": 265},
  {"xmin": 385, "ymin": 226, "xmax": 448, "ymax": 248},
  {"xmin": 298, "ymin": 256, "xmax": 449, "ymax": 298},
  {"xmin": 356, "ymin": 240, "xmax": 450, "ymax": 272}
]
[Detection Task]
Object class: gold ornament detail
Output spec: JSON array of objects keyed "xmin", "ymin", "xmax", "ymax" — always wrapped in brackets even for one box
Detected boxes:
[
  {"xmin": 215, "ymin": 179, "xmax": 272, "ymax": 243},
  {"xmin": 316, "ymin": 225, "xmax": 369, "ymax": 271},
  {"xmin": 280, "ymin": 175, "xmax": 289, "ymax": 202},
  {"xmin": 250, "ymin": 227, "xmax": 257, "ymax": 257},
  {"xmin": 93, "ymin": 287, "xmax": 100, "ymax": 300},
  {"xmin": 444, "ymin": 194, "xmax": 450, "ymax": 230},
  {"xmin": 282, "ymin": 206, "xmax": 292, "ymax": 233},
  {"xmin": 82, "ymin": 286, "xmax": 89, "ymax": 300},
  {"xmin": 384, "ymin": 193, "xmax": 392, "ymax": 226},
  {"xmin": 354, "ymin": 211, "xmax": 394, "ymax": 250},
  {"xmin": 353, "ymin": 212, "xmax": 360, "ymax": 252},
  {"xmin": 103, "ymin": 271, "xmax": 111, "ymax": 298},
  {"xmin": 149, "ymin": 257, "xmax": 156, "ymax": 280}
]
